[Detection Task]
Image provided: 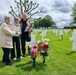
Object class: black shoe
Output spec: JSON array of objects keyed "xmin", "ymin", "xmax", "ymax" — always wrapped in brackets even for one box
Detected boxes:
[
  {"xmin": 2, "ymin": 61, "xmax": 6, "ymax": 63},
  {"xmin": 6, "ymin": 62, "xmax": 12, "ymax": 66}
]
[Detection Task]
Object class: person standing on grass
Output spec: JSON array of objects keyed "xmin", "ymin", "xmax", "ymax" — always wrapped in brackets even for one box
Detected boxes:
[
  {"xmin": 0, "ymin": 15, "xmax": 16, "ymax": 66},
  {"xmin": 20, "ymin": 13, "xmax": 33, "ymax": 57},
  {"xmin": 11, "ymin": 16, "xmax": 23, "ymax": 60}
]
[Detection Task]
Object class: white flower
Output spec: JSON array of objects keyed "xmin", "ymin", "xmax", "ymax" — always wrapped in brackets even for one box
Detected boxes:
[
  {"xmin": 29, "ymin": 45, "xmax": 32, "ymax": 48},
  {"xmin": 44, "ymin": 42, "xmax": 48, "ymax": 45},
  {"xmin": 44, "ymin": 39, "xmax": 50, "ymax": 42},
  {"xmin": 37, "ymin": 40, "xmax": 41, "ymax": 44}
]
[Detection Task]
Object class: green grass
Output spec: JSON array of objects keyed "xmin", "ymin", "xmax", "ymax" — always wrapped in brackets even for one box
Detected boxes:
[{"xmin": 0, "ymin": 29, "xmax": 76, "ymax": 75}]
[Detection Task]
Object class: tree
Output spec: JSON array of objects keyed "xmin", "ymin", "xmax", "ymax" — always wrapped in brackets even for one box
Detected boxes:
[
  {"xmin": 43, "ymin": 15, "xmax": 56, "ymax": 25},
  {"xmin": 71, "ymin": 3, "xmax": 76, "ymax": 24},
  {"xmin": 34, "ymin": 17, "xmax": 42, "ymax": 28},
  {"xmin": 34, "ymin": 15, "xmax": 57, "ymax": 28},
  {"xmin": 9, "ymin": 0, "xmax": 42, "ymax": 19},
  {"xmin": 44, "ymin": 15, "xmax": 52, "ymax": 21}
]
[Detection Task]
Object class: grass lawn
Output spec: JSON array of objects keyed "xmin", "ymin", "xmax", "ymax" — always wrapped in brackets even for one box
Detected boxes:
[{"xmin": 0, "ymin": 29, "xmax": 76, "ymax": 75}]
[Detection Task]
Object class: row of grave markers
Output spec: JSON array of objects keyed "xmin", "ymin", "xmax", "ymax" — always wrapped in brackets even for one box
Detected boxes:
[
  {"xmin": 26, "ymin": 29, "xmax": 76, "ymax": 55},
  {"xmin": 51, "ymin": 29, "xmax": 76, "ymax": 52}
]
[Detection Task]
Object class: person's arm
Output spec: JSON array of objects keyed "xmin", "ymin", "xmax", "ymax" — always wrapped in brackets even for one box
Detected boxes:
[
  {"xmin": 17, "ymin": 24, "xmax": 21, "ymax": 35},
  {"xmin": 27, "ymin": 20, "xmax": 34, "ymax": 32},
  {"xmin": 1, "ymin": 23, "xmax": 16, "ymax": 36}
]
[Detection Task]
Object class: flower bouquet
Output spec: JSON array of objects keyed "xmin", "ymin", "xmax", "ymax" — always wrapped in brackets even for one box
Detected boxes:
[
  {"xmin": 24, "ymin": 25, "xmax": 30, "ymax": 32},
  {"xmin": 37, "ymin": 39, "xmax": 50, "ymax": 63},
  {"xmin": 29, "ymin": 46, "xmax": 38, "ymax": 67}
]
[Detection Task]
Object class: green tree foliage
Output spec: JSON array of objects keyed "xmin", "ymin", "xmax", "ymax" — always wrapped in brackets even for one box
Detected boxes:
[
  {"xmin": 9, "ymin": 0, "xmax": 42, "ymax": 19},
  {"xmin": 71, "ymin": 3, "xmax": 76, "ymax": 25},
  {"xmin": 34, "ymin": 15, "xmax": 57, "ymax": 28}
]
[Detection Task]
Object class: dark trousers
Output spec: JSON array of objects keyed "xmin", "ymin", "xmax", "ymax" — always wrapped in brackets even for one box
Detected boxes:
[
  {"xmin": 2, "ymin": 48, "xmax": 11, "ymax": 64},
  {"xmin": 21, "ymin": 36, "xmax": 31, "ymax": 55},
  {"xmin": 11, "ymin": 36, "xmax": 21, "ymax": 59}
]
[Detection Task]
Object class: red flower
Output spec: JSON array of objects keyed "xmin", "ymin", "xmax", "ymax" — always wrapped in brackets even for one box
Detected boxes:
[
  {"xmin": 39, "ymin": 46, "xmax": 43, "ymax": 49},
  {"xmin": 32, "ymin": 50, "xmax": 37, "ymax": 57},
  {"xmin": 33, "ymin": 46, "xmax": 37, "ymax": 49},
  {"xmin": 38, "ymin": 42, "xmax": 43, "ymax": 49},
  {"xmin": 43, "ymin": 45, "xmax": 49, "ymax": 49},
  {"xmin": 33, "ymin": 52, "xmax": 36, "ymax": 57}
]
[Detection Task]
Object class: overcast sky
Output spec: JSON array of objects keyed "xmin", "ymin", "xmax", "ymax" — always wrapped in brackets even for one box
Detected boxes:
[{"xmin": 0, "ymin": 0, "xmax": 76, "ymax": 28}]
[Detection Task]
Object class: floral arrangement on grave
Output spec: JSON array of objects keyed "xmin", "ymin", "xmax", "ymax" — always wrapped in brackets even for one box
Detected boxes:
[
  {"xmin": 29, "ymin": 45, "xmax": 38, "ymax": 67},
  {"xmin": 28, "ymin": 38, "xmax": 50, "ymax": 66},
  {"xmin": 37, "ymin": 39, "xmax": 50, "ymax": 63},
  {"xmin": 30, "ymin": 46, "xmax": 38, "ymax": 58},
  {"xmin": 37, "ymin": 39, "xmax": 49, "ymax": 55}
]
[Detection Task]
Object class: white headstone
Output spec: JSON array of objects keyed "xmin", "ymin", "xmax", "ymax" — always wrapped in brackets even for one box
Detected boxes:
[
  {"xmin": 31, "ymin": 34, "xmax": 35, "ymax": 42},
  {"xmin": 41, "ymin": 30, "xmax": 47, "ymax": 41},
  {"xmin": 55, "ymin": 29, "xmax": 58, "ymax": 36},
  {"xmin": 69, "ymin": 29, "xmax": 76, "ymax": 52},
  {"xmin": 26, "ymin": 34, "xmax": 36, "ymax": 47},
  {"xmin": 42, "ymin": 31, "xmax": 44, "ymax": 41},
  {"xmin": 65, "ymin": 29, "xmax": 68, "ymax": 35},
  {"xmin": 59, "ymin": 30, "xmax": 63, "ymax": 40}
]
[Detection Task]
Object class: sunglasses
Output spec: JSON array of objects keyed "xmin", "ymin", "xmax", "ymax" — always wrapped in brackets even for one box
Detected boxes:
[{"xmin": 14, "ymin": 19, "xmax": 18, "ymax": 20}]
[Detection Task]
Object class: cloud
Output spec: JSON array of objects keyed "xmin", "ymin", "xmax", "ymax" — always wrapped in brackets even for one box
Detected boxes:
[
  {"xmin": 0, "ymin": 0, "xmax": 16, "ymax": 15},
  {"xmin": 35, "ymin": 0, "xmax": 76, "ymax": 28},
  {"xmin": 51, "ymin": 0, "xmax": 72, "ymax": 13},
  {"xmin": 32, "ymin": 0, "xmax": 76, "ymax": 28},
  {"xmin": 0, "ymin": 0, "xmax": 76, "ymax": 28},
  {"xmin": 53, "ymin": 6, "xmax": 71, "ymax": 13}
]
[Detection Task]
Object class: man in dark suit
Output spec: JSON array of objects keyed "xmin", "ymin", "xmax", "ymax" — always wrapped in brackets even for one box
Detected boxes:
[{"xmin": 20, "ymin": 13, "xmax": 32, "ymax": 57}]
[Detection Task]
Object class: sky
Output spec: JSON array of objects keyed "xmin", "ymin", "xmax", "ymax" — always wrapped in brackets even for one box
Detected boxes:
[{"xmin": 0, "ymin": 0, "xmax": 76, "ymax": 28}]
